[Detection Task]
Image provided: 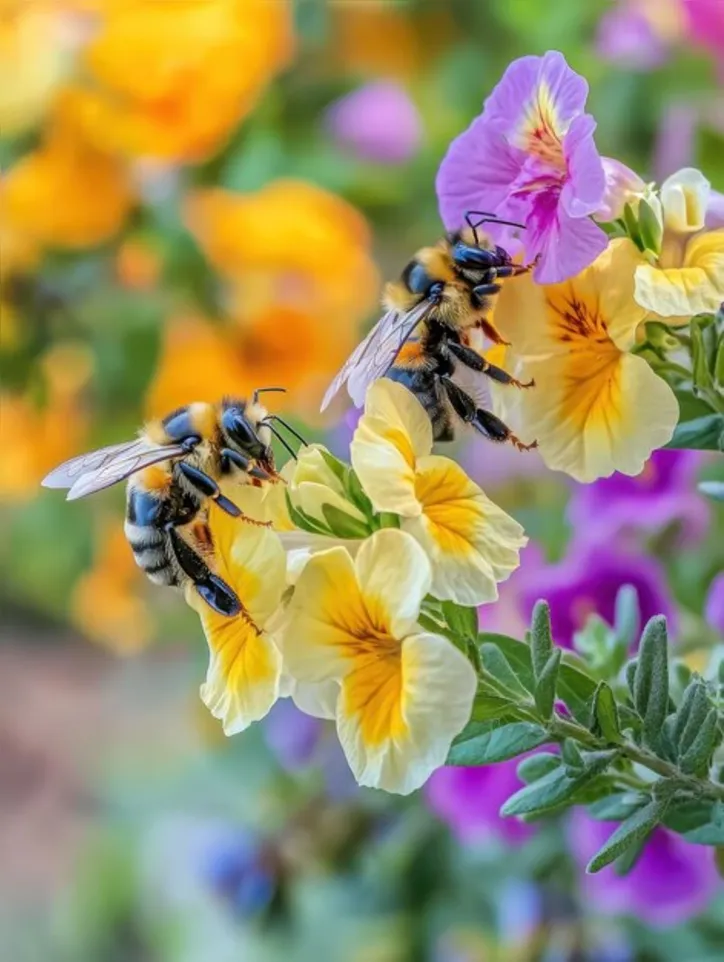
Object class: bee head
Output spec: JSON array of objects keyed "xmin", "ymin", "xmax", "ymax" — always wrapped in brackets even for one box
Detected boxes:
[{"xmin": 220, "ymin": 399, "xmax": 272, "ymax": 466}]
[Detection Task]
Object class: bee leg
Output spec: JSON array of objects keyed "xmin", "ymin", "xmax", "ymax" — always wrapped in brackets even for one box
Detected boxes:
[
  {"xmin": 177, "ymin": 462, "xmax": 241, "ymax": 517},
  {"xmin": 446, "ymin": 341, "xmax": 534, "ymax": 389},
  {"xmin": 472, "ymin": 282, "xmax": 502, "ymax": 300},
  {"xmin": 220, "ymin": 448, "xmax": 273, "ymax": 481},
  {"xmin": 164, "ymin": 524, "xmax": 242, "ymax": 617},
  {"xmin": 442, "ymin": 377, "xmax": 537, "ymax": 450}
]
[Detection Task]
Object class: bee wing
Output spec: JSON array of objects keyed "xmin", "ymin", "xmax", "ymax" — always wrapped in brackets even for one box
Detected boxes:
[
  {"xmin": 450, "ymin": 360, "xmax": 494, "ymax": 415},
  {"xmin": 321, "ymin": 299, "xmax": 434, "ymax": 411},
  {"xmin": 42, "ymin": 440, "xmax": 143, "ymax": 489}
]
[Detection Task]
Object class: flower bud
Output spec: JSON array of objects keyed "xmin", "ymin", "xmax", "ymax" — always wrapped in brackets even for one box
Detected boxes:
[
  {"xmin": 596, "ymin": 158, "xmax": 647, "ymax": 222},
  {"xmin": 287, "ymin": 444, "xmax": 367, "ymax": 534},
  {"xmin": 660, "ymin": 167, "xmax": 711, "ymax": 234}
]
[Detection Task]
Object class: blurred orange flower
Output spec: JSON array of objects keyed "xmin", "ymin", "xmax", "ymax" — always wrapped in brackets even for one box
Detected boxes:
[
  {"xmin": 71, "ymin": 522, "xmax": 153, "ymax": 654},
  {"xmin": 66, "ymin": 0, "xmax": 293, "ymax": 162},
  {"xmin": 147, "ymin": 180, "xmax": 379, "ymax": 418},
  {"xmin": 0, "ymin": 343, "xmax": 92, "ymax": 501},
  {"xmin": 115, "ymin": 235, "xmax": 162, "ymax": 291},
  {"xmin": 3, "ymin": 96, "xmax": 134, "ymax": 250}
]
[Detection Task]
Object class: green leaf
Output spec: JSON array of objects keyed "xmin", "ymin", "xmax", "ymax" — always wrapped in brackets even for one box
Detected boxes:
[
  {"xmin": 691, "ymin": 321, "xmax": 716, "ymax": 397},
  {"xmin": 557, "ymin": 657, "xmax": 599, "ymax": 724},
  {"xmin": 622, "ymin": 201, "xmax": 644, "ymax": 250},
  {"xmin": 665, "ymin": 799, "xmax": 724, "ymax": 845},
  {"xmin": 530, "ymin": 600, "xmax": 554, "ymax": 680},
  {"xmin": 478, "ymin": 633, "xmax": 535, "ymax": 693},
  {"xmin": 638, "ymin": 198, "xmax": 663, "ymax": 254},
  {"xmin": 480, "ymin": 642, "xmax": 530, "ymax": 698},
  {"xmin": 501, "ymin": 751, "xmax": 616, "ymax": 818},
  {"xmin": 667, "ymin": 413, "xmax": 724, "ymax": 451},
  {"xmin": 441, "ymin": 601, "xmax": 479, "ymax": 644},
  {"xmin": 633, "ymin": 616, "xmax": 670, "ymax": 750},
  {"xmin": 674, "ymin": 677, "xmax": 711, "ymax": 755},
  {"xmin": 698, "ymin": 480, "xmax": 724, "ymax": 502},
  {"xmin": 587, "ymin": 793, "xmax": 646, "ymax": 822},
  {"xmin": 317, "ymin": 447, "xmax": 347, "ymax": 483},
  {"xmin": 562, "ymin": 739, "xmax": 584, "ymax": 771},
  {"xmin": 469, "ymin": 688, "xmax": 517, "ymax": 722},
  {"xmin": 447, "ymin": 721, "xmax": 549, "ymax": 766},
  {"xmin": 343, "ymin": 468, "xmax": 375, "ymax": 518},
  {"xmin": 284, "ymin": 491, "xmax": 330, "ymax": 535},
  {"xmin": 586, "ymin": 798, "xmax": 668, "ymax": 874},
  {"xmin": 614, "ymin": 584, "xmax": 640, "ymax": 651},
  {"xmin": 592, "ymin": 682, "xmax": 622, "ymax": 743},
  {"xmin": 534, "ymin": 648, "xmax": 561, "ymax": 719},
  {"xmin": 679, "ymin": 708, "xmax": 721, "ymax": 776},
  {"xmin": 321, "ymin": 503, "xmax": 370, "ymax": 539},
  {"xmin": 715, "ymin": 336, "xmax": 724, "ymax": 389},
  {"xmin": 516, "ymin": 752, "xmax": 561, "ymax": 784}
]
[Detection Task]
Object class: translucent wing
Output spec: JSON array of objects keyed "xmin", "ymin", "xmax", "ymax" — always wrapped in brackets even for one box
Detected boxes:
[
  {"xmin": 321, "ymin": 298, "xmax": 435, "ymax": 411},
  {"xmin": 450, "ymin": 357, "xmax": 494, "ymax": 414},
  {"xmin": 42, "ymin": 438, "xmax": 187, "ymax": 500}
]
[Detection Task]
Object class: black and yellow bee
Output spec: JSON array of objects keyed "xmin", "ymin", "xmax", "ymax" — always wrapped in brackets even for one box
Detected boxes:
[
  {"xmin": 321, "ymin": 211, "xmax": 536, "ymax": 448},
  {"xmin": 42, "ymin": 391, "xmax": 302, "ymax": 617}
]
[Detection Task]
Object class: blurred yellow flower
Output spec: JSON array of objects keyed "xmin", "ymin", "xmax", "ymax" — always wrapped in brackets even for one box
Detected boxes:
[
  {"xmin": 0, "ymin": 343, "xmax": 92, "ymax": 501},
  {"xmin": 0, "ymin": 0, "xmax": 72, "ymax": 135},
  {"xmin": 71, "ymin": 522, "xmax": 153, "ymax": 655},
  {"xmin": 351, "ymin": 380, "xmax": 526, "ymax": 606},
  {"xmin": 67, "ymin": 0, "xmax": 293, "ymax": 162},
  {"xmin": 280, "ymin": 529, "xmax": 477, "ymax": 794},
  {"xmin": 492, "ymin": 240, "xmax": 679, "ymax": 482},
  {"xmin": 187, "ymin": 509, "xmax": 286, "ymax": 735},
  {"xmin": 115, "ymin": 235, "xmax": 162, "ymax": 291},
  {"xmin": 2, "ymin": 97, "xmax": 133, "ymax": 249},
  {"xmin": 633, "ymin": 169, "xmax": 724, "ymax": 322}
]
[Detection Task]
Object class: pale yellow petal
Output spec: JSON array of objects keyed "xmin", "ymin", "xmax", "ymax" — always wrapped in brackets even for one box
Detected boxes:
[
  {"xmin": 402, "ymin": 456, "xmax": 526, "ymax": 605},
  {"xmin": 290, "ymin": 681, "xmax": 340, "ymax": 720},
  {"xmin": 635, "ymin": 230, "xmax": 724, "ymax": 318},
  {"xmin": 354, "ymin": 529, "xmax": 431, "ymax": 639},
  {"xmin": 219, "ymin": 478, "xmax": 294, "ymax": 531},
  {"xmin": 519, "ymin": 352, "xmax": 679, "ymax": 482},
  {"xmin": 336, "ymin": 631, "xmax": 476, "ymax": 795},
  {"xmin": 351, "ymin": 416, "xmax": 421, "ymax": 517},
  {"xmin": 361, "ymin": 379, "xmax": 433, "ymax": 459},
  {"xmin": 660, "ymin": 168, "xmax": 710, "ymax": 234}
]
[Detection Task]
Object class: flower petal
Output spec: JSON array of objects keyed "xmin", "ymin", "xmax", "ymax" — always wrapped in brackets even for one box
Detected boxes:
[
  {"xmin": 596, "ymin": 157, "xmax": 647, "ymax": 222},
  {"xmin": 354, "ymin": 528, "xmax": 432, "ymax": 638},
  {"xmin": 362, "ymin": 378, "xmax": 433, "ymax": 459},
  {"xmin": 560, "ymin": 114, "xmax": 606, "ymax": 218},
  {"xmin": 634, "ymin": 229, "xmax": 724, "ymax": 318},
  {"xmin": 336, "ymin": 631, "xmax": 477, "ymax": 794},
  {"xmin": 402, "ymin": 455, "xmax": 526, "ymax": 605},
  {"xmin": 519, "ymin": 352, "xmax": 679, "ymax": 482},
  {"xmin": 660, "ymin": 167, "xmax": 711, "ymax": 233},
  {"xmin": 530, "ymin": 200, "xmax": 609, "ymax": 284}
]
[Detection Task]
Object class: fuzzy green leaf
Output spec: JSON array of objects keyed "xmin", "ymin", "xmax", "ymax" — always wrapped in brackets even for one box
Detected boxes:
[
  {"xmin": 691, "ymin": 321, "xmax": 716, "ymax": 396},
  {"xmin": 634, "ymin": 616, "xmax": 670, "ymax": 750},
  {"xmin": 502, "ymin": 751, "xmax": 616, "ymax": 818},
  {"xmin": 480, "ymin": 642, "xmax": 530, "ymax": 697},
  {"xmin": 557, "ymin": 657, "xmax": 599, "ymax": 724},
  {"xmin": 587, "ymin": 793, "xmax": 647, "ymax": 822},
  {"xmin": 448, "ymin": 721, "xmax": 549, "ymax": 766},
  {"xmin": 534, "ymin": 648, "xmax": 561, "ymax": 719},
  {"xmin": 586, "ymin": 799, "xmax": 668, "ymax": 874},
  {"xmin": 479, "ymin": 633, "xmax": 535, "ymax": 693},
  {"xmin": 679, "ymin": 708, "xmax": 721, "ymax": 776},
  {"xmin": 469, "ymin": 688, "xmax": 517, "ymax": 722},
  {"xmin": 441, "ymin": 600, "xmax": 479, "ymax": 644},
  {"xmin": 592, "ymin": 682, "xmax": 622, "ymax": 743},
  {"xmin": 675, "ymin": 678, "xmax": 711, "ymax": 756},
  {"xmin": 665, "ymin": 799, "xmax": 724, "ymax": 845},
  {"xmin": 531, "ymin": 600, "xmax": 554, "ymax": 681},
  {"xmin": 516, "ymin": 752, "xmax": 561, "ymax": 784},
  {"xmin": 667, "ymin": 413, "xmax": 724, "ymax": 451}
]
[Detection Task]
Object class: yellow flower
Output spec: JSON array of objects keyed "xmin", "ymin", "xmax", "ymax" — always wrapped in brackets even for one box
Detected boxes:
[
  {"xmin": 280, "ymin": 529, "xmax": 477, "ymax": 794},
  {"xmin": 492, "ymin": 239, "xmax": 680, "ymax": 482},
  {"xmin": 66, "ymin": 0, "xmax": 293, "ymax": 162},
  {"xmin": 2, "ymin": 96, "xmax": 133, "ymax": 249},
  {"xmin": 633, "ymin": 169, "xmax": 724, "ymax": 321},
  {"xmin": 186, "ymin": 508, "xmax": 287, "ymax": 735},
  {"xmin": 350, "ymin": 380, "xmax": 526, "ymax": 606},
  {"xmin": 286, "ymin": 444, "xmax": 367, "ymax": 533},
  {"xmin": 71, "ymin": 522, "xmax": 153, "ymax": 655}
]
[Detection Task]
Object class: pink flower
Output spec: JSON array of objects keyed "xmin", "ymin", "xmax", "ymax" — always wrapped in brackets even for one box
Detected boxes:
[
  {"xmin": 436, "ymin": 51, "xmax": 608, "ymax": 283},
  {"xmin": 682, "ymin": 0, "xmax": 724, "ymax": 76},
  {"xmin": 323, "ymin": 81, "xmax": 422, "ymax": 164}
]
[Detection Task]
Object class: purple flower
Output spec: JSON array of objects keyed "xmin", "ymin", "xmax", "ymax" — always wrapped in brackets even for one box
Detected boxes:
[
  {"xmin": 519, "ymin": 542, "xmax": 675, "ymax": 649},
  {"xmin": 568, "ymin": 449, "xmax": 708, "ymax": 545},
  {"xmin": 569, "ymin": 810, "xmax": 721, "ymax": 926},
  {"xmin": 425, "ymin": 760, "xmax": 535, "ymax": 846},
  {"xmin": 705, "ymin": 572, "xmax": 724, "ymax": 635},
  {"xmin": 197, "ymin": 823, "xmax": 276, "ymax": 918},
  {"xmin": 324, "ymin": 81, "xmax": 422, "ymax": 164},
  {"xmin": 596, "ymin": 2, "xmax": 672, "ymax": 70},
  {"xmin": 653, "ymin": 102, "xmax": 698, "ymax": 181},
  {"xmin": 436, "ymin": 51, "xmax": 607, "ymax": 283},
  {"xmin": 707, "ymin": 189, "xmax": 724, "ymax": 228},
  {"xmin": 264, "ymin": 698, "xmax": 322, "ymax": 771}
]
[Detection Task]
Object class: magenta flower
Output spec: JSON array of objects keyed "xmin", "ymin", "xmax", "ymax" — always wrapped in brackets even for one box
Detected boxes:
[
  {"xmin": 323, "ymin": 81, "xmax": 422, "ymax": 164},
  {"xmin": 569, "ymin": 810, "xmax": 721, "ymax": 926},
  {"xmin": 518, "ymin": 541, "xmax": 675, "ymax": 649},
  {"xmin": 436, "ymin": 50, "xmax": 608, "ymax": 283},
  {"xmin": 568, "ymin": 449, "xmax": 708, "ymax": 545},
  {"xmin": 705, "ymin": 572, "xmax": 724, "ymax": 635},
  {"xmin": 682, "ymin": 0, "xmax": 724, "ymax": 77},
  {"xmin": 426, "ymin": 760, "xmax": 535, "ymax": 846}
]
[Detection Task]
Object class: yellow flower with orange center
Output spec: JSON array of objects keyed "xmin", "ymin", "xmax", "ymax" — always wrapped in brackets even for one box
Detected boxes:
[
  {"xmin": 186, "ymin": 509, "xmax": 287, "ymax": 735},
  {"xmin": 280, "ymin": 528, "xmax": 477, "ymax": 795},
  {"xmin": 350, "ymin": 380, "xmax": 527, "ymax": 606},
  {"xmin": 632, "ymin": 169, "xmax": 724, "ymax": 322},
  {"xmin": 2, "ymin": 96, "xmax": 133, "ymax": 250},
  {"xmin": 65, "ymin": 0, "xmax": 293, "ymax": 162},
  {"xmin": 491, "ymin": 239, "xmax": 680, "ymax": 482}
]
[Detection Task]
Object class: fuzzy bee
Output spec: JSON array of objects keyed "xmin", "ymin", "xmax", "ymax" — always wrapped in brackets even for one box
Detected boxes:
[
  {"xmin": 321, "ymin": 211, "xmax": 536, "ymax": 447},
  {"xmin": 42, "ymin": 391, "xmax": 303, "ymax": 617}
]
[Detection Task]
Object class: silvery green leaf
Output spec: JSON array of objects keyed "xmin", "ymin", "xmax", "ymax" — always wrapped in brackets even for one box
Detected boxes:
[
  {"xmin": 447, "ymin": 721, "xmax": 549, "ymax": 766},
  {"xmin": 534, "ymin": 648, "xmax": 561, "ymax": 719},
  {"xmin": 679, "ymin": 709, "xmax": 721, "ymax": 776},
  {"xmin": 586, "ymin": 798, "xmax": 668, "ymax": 874},
  {"xmin": 531, "ymin": 600, "xmax": 554, "ymax": 681},
  {"xmin": 480, "ymin": 642, "xmax": 530, "ymax": 698},
  {"xmin": 675, "ymin": 678, "xmax": 711, "ymax": 755},
  {"xmin": 516, "ymin": 752, "xmax": 561, "ymax": 784},
  {"xmin": 592, "ymin": 682, "xmax": 622, "ymax": 743},
  {"xmin": 502, "ymin": 751, "xmax": 616, "ymax": 818},
  {"xmin": 634, "ymin": 616, "xmax": 670, "ymax": 750},
  {"xmin": 667, "ymin": 413, "xmax": 724, "ymax": 452}
]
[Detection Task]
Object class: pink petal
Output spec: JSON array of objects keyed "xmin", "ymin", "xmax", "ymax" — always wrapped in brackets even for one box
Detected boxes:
[
  {"xmin": 561, "ymin": 114, "xmax": 606, "ymax": 217},
  {"xmin": 530, "ymin": 201, "xmax": 609, "ymax": 284}
]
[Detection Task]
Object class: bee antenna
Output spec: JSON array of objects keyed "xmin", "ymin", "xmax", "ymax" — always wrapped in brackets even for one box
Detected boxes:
[
  {"xmin": 252, "ymin": 386, "xmax": 287, "ymax": 404},
  {"xmin": 266, "ymin": 415, "xmax": 308, "ymax": 448},
  {"xmin": 262, "ymin": 421, "xmax": 298, "ymax": 460},
  {"xmin": 464, "ymin": 210, "xmax": 525, "ymax": 246}
]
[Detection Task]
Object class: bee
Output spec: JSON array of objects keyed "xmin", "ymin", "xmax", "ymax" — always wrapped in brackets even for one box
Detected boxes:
[
  {"xmin": 42, "ymin": 391, "xmax": 304, "ymax": 618},
  {"xmin": 321, "ymin": 211, "xmax": 536, "ymax": 448}
]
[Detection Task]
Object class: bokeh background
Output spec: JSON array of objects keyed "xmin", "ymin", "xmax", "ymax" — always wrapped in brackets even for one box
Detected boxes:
[{"xmin": 2, "ymin": 2, "xmax": 724, "ymax": 960}]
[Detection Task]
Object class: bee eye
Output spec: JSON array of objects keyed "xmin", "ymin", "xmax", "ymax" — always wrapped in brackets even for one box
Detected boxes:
[
  {"xmin": 402, "ymin": 261, "xmax": 432, "ymax": 296},
  {"xmin": 222, "ymin": 409, "xmax": 257, "ymax": 447}
]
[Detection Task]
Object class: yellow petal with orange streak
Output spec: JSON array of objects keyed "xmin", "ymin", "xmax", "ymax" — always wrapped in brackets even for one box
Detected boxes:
[
  {"xmin": 402, "ymin": 456, "xmax": 526, "ymax": 606},
  {"xmin": 634, "ymin": 230, "xmax": 724, "ymax": 319}
]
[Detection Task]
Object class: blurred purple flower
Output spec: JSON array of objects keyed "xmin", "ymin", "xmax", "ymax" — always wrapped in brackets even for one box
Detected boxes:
[
  {"xmin": 324, "ymin": 81, "xmax": 422, "ymax": 164},
  {"xmin": 596, "ymin": 2, "xmax": 671, "ymax": 69},
  {"xmin": 569, "ymin": 810, "xmax": 721, "ymax": 926},
  {"xmin": 327, "ymin": 405, "xmax": 361, "ymax": 460},
  {"xmin": 479, "ymin": 540, "xmax": 546, "ymax": 639},
  {"xmin": 264, "ymin": 698, "xmax": 322, "ymax": 771},
  {"xmin": 519, "ymin": 542, "xmax": 675, "ymax": 649},
  {"xmin": 707, "ymin": 189, "xmax": 724, "ymax": 228},
  {"xmin": 705, "ymin": 572, "xmax": 724, "ymax": 635},
  {"xmin": 436, "ymin": 50, "xmax": 607, "ymax": 283},
  {"xmin": 198, "ymin": 824, "xmax": 276, "ymax": 918},
  {"xmin": 682, "ymin": 0, "xmax": 724, "ymax": 78},
  {"xmin": 568, "ymin": 449, "xmax": 708, "ymax": 545},
  {"xmin": 425, "ymin": 760, "xmax": 535, "ymax": 846},
  {"xmin": 653, "ymin": 102, "xmax": 698, "ymax": 180}
]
